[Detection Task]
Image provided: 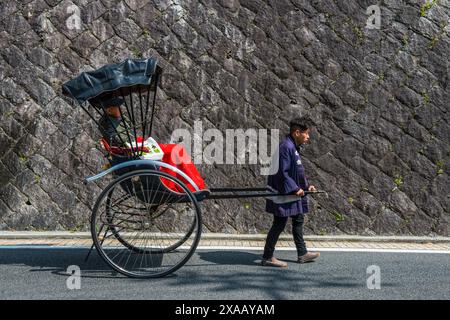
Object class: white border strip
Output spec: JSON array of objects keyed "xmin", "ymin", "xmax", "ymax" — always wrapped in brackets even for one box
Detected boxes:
[
  {"xmin": 1, "ymin": 245, "xmax": 449, "ymax": 254},
  {"xmin": 0, "ymin": 246, "xmax": 91, "ymax": 250},
  {"xmin": 195, "ymin": 246, "xmax": 450, "ymax": 254}
]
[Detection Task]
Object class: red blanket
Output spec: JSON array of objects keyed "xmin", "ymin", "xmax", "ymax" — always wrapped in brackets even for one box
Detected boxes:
[{"xmin": 159, "ymin": 144, "xmax": 207, "ymax": 193}]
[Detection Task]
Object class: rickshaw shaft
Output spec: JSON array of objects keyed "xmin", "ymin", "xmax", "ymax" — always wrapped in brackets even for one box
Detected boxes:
[{"xmin": 205, "ymin": 191, "xmax": 325, "ymax": 200}]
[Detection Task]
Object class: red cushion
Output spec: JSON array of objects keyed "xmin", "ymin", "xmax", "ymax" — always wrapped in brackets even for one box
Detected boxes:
[{"xmin": 159, "ymin": 144, "xmax": 206, "ymax": 193}]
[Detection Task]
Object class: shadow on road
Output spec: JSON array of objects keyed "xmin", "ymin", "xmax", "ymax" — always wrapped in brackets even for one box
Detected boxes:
[
  {"xmin": 0, "ymin": 248, "xmax": 123, "ymax": 279},
  {"xmin": 0, "ymin": 248, "xmax": 406, "ymax": 299},
  {"xmin": 175, "ymin": 250, "xmax": 366, "ymax": 299},
  {"xmin": 198, "ymin": 250, "xmax": 261, "ymax": 266}
]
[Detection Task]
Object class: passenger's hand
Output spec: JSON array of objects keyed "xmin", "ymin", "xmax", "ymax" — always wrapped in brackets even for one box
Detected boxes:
[
  {"xmin": 308, "ymin": 185, "xmax": 317, "ymax": 192},
  {"xmin": 296, "ymin": 188, "xmax": 305, "ymax": 197}
]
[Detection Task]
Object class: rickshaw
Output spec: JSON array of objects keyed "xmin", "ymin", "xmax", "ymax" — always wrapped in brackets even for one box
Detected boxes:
[{"xmin": 62, "ymin": 58, "xmax": 324, "ymax": 278}]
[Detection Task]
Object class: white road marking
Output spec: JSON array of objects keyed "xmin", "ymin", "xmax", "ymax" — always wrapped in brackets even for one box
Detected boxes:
[
  {"xmin": 195, "ymin": 246, "xmax": 450, "ymax": 254},
  {"xmin": 0, "ymin": 246, "xmax": 91, "ymax": 250},
  {"xmin": 0, "ymin": 246, "xmax": 449, "ymax": 254}
]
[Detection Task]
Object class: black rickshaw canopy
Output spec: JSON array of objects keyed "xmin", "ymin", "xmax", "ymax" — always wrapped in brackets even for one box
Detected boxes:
[{"xmin": 62, "ymin": 58, "xmax": 162, "ymax": 105}]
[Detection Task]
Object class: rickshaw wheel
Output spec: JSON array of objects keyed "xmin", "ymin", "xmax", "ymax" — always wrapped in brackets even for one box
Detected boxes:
[
  {"xmin": 105, "ymin": 190, "xmax": 197, "ymax": 254},
  {"xmin": 91, "ymin": 169, "xmax": 202, "ymax": 278}
]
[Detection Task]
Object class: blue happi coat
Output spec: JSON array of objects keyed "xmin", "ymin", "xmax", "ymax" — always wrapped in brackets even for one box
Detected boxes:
[{"xmin": 266, "ymin": 135, "xmax": 309, "ymax": 217}]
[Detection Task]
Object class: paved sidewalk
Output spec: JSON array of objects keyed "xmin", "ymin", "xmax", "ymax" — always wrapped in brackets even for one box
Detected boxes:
[{"xmin": 0, "ymin": 232, "xmax": 449, "ymax": 251}]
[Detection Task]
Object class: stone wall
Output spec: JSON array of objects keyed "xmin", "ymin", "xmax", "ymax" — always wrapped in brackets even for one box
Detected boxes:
[{"xmin": 0, "ymin": 0, "xmax": 448, "ymax": 235}]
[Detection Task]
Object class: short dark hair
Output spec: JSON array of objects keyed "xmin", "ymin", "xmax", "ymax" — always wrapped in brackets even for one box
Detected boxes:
[{"xmin": 289, "ymin": 116, "xmax": 314, "ymax": 132}]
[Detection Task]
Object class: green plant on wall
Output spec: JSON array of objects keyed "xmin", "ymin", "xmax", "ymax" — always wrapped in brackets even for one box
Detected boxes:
[
  {"xmin": 142, "ymin": 28, "xmax": 150, "ymax": 38},
  {"xmin": 420, "ymin": 0, "xmax": 437, "ymax": 17},
  {"xmin": 332, "ymin": 211, "xmax": 345, "ymax": 223},
  {"xmin": 421, "ymin": 90, "xmax": 430, "ymax": 104},
  {"xmin": 394, "ymin": 175, "xmax": 403, "ymax": 187},
  {"xmin": 404, "ymin": 218, "xmax": 412, "ymax": 226},
  {"xmin": 402, "ymin": 34, "xmax": 409, "ymax": 46},
  {"xmin": 428, "ymin": 36, "xmax": 439, "ymax": 49},
  {"xmin": 131, "ymin": 47, "xmax": 143, "ymax": 58},
  {"xmin": 5, "ymin": 110, "xmax": 15, "ymax": 118},
  {"xmin": 352, "ymin": 25, "xmax": 364, "ymax": 43},
  {"xmin": 436, "ymin": 160, "xmax": 444, "ymax": 175},
  {"xmin": 18, "ymin": 153, "xmax": 28, "ymax": 163},
  {"xmin": 69, "ymin": 223, "xmax": 85, "ymax": 232},
  {"xmin": 34, "ymin": 175, "xmax": 41, "ymax": 183}
]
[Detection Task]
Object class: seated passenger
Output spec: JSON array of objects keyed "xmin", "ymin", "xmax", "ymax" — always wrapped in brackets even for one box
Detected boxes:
[{"xmin": 95, "ymin": 97, "xmax": 128, "ymax": 147}]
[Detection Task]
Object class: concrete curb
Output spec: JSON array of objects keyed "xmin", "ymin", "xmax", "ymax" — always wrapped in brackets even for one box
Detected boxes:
[{"xmin": 0, "ymin": 232, "xmax": 449, "ymax": 243}]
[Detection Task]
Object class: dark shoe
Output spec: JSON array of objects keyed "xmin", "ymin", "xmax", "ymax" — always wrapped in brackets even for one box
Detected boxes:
[
  {"xmin": 261, "ymin": 257, "xmax": 288, "ymax": 268},
  {"xmin": 298, "ymin": 252, "xmax": 320, "ymax": 263}
]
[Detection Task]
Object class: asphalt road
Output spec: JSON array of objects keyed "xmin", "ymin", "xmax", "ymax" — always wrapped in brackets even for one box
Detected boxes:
[{"xmin": 0, "ymin": 247, "xmax": 448, "ymax": 300}]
